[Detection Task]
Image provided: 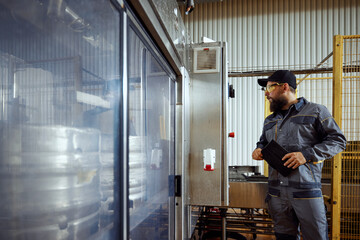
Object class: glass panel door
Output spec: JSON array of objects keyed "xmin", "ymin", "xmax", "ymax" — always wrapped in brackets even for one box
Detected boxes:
[
  {"xmin": 128, "ymin": 24, "xmax": 175, "ymax": 240},
  {"xmin": 0, "ymin": 1, "xmax": 120, "ymax": 239}
]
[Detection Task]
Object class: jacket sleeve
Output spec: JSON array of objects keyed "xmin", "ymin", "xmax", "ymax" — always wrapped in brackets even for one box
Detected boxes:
[
  {"xmin": 301, "ymin": 105, "xmax": 347, "ymax": 163},
  {"xmin": 256, "ymin": 121, "xmax": 268, "ymax": 149}
]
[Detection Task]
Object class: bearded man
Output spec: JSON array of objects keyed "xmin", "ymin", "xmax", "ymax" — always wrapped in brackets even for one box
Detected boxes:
[{"xmin": 252, "ymin": 70, "xmax": 346, "ymax": 240}]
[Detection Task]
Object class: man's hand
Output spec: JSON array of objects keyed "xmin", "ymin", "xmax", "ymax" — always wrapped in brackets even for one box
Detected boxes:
[
  {"xmin": 252, "ymin": 148, "xmax": 264, "ymax": 160},
  {"xmin": 282, "ymin": 152, "xmax": 307, "ymax": 169}
]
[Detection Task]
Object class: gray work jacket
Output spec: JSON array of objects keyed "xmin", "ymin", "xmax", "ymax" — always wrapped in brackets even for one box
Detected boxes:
[{"xmin": 256, "ymin": 97, "xmax": 347, "ymax": 189}]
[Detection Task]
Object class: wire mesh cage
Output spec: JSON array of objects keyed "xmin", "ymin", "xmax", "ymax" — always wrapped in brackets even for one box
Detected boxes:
[
  {"xmin": 298, "ymin": 35, "xmax": 360, "ymax": 240},
  {"xmin": 339, "ymin": 36, "xmax": 360, "ymax": 240}
]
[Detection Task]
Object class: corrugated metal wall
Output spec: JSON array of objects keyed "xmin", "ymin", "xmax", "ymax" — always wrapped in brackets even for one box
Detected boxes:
[{"xmin": 181, "ymin": 0, "xmax": 360, "ymax": 172}]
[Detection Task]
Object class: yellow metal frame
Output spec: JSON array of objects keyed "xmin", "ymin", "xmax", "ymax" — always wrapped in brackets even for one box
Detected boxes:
[
  {"xmin": 263, "ymin": 100, "xmax": 270, "ymax": 177},
  {"xmin": 331, "ymin": 34, "xmax": 360, "ymax": 240},
  {"xmin": 331, "ymin": 34, "xmax": 343, "ymax": 240}
]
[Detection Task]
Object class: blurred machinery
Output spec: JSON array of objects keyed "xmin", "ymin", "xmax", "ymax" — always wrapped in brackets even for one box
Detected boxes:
[
  {"xmin": 0, "ymin": 0, "xmax": 359, "ymax": 239},
  {"xmin": 0, "ymin": 124, "xmax": 101, "ymax": 239}
]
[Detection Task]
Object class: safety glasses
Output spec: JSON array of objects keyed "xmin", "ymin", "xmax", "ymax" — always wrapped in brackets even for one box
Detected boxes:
[{"xmin": 261, "ymin": 83, "xmax": 285, "ymax": 93}]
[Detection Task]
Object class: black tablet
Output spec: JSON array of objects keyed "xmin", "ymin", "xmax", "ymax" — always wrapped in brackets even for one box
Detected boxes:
[{"xmin": 261, "ymin": 140, "xmax": 293, "ymax": 177}]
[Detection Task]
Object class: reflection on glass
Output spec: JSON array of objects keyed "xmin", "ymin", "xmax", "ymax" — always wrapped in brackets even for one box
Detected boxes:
[
  {"xmin": 128, "ymin": 27, "xmax": 175, "ymax": 239},
  {"xmin": 0, "ymin": 1, "xmax": 119, "ymax": 239}
]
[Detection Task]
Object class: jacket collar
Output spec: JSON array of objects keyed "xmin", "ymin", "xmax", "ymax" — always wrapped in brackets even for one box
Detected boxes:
[
  {"xmin": 272, "ymin": 97, "xmax": 307, "ymax": 119},
  {"xmin": 294, "ymin": 97, "xmax": 307, "ymax": 112}
]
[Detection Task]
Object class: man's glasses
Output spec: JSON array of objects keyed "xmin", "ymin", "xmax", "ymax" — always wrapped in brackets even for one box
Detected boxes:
[{"xmin": 261, "ymin": 83, "xmax": 285, "ymax": 93}]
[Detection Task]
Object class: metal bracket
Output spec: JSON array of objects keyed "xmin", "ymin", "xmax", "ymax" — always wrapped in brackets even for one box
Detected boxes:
[{"xmin": 175, "ymin": 175, "xmax": 181, "ymax": 197}]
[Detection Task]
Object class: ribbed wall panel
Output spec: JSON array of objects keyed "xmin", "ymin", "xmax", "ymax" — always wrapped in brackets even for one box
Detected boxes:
[{"xmin": 181, "ymin": 0, "xmax": 360, "ymax": 171}]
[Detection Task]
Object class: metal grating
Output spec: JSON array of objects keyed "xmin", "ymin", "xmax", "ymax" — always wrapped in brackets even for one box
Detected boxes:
[
  {"xmin": 297, "ymin": 35, "xmax": 360, "ymax": 240},
  {"xmin": 340, "ymin": 36, "xmax": 360, "ymax": 240}
]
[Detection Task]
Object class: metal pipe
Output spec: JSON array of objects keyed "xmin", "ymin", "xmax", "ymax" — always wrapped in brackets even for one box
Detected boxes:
[
  {"xmin": 297, "ymin": 52, "xmax": 333, "ymax": 85},
  {"xmin": 220, "ymin": 208, "xmax": 226, "ymax": 240}
]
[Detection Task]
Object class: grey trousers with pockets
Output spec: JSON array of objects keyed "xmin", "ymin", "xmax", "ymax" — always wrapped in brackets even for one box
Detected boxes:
[{"xmin": 266, "ymin": 186, "xmax": 329, "ymax": 240}]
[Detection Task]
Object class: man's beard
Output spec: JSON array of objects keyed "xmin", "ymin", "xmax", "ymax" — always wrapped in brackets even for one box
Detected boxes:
[{"xmin": 269, "ymin": 96, "xmax": 288, "ymax": 112}]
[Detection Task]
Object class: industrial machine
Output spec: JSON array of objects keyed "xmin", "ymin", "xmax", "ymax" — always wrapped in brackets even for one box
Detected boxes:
[
  {"xmin": 0, "ymin": 0, "xmax": 275, "ymax": 239},
  {"xmin": 0, "ymin": 0, "xmax": 183, "ymax": 239},
  {"xmin": 7, "ymin": 0, "xmax": 356, "ymax": 240},
  {"xmin": 189, "ymin": 41, "xmax": 230, "ymax": 207}
]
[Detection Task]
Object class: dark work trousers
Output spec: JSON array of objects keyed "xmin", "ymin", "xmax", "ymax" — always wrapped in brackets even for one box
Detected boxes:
[{"xmin": 266, "ymin": 186, "xmax": 329, "ymax": 240}]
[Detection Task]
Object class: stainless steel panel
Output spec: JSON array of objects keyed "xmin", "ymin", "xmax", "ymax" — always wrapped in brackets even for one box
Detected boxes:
[
  {"xmin": 175, "ymin": 67, "xmax": 191, "ymax": 240},
  {"xmin": 222, "ymin": 42, "xmax": 229, "ymax": 206},
  {"xmin": 120, "ymin": 10, "xmax": 129, "ymax": 240},
  {"xmin": 228, "ymin": 182, "xmax": 268, "ymax": 209},
  {"xmin": 175, "ymin": 80, "xmax": 183, "ymax": 240},
  {"xmin": 189, "ymin": 42, "xmax": 228, "ymax": 206}
]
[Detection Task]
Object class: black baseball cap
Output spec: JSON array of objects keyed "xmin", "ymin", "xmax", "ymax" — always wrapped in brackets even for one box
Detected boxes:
[{"xmin": 258, "ymin": 70, "xmax": 297, "ymax": 89}]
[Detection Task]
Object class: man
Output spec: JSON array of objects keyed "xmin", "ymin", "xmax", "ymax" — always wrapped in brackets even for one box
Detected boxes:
[{"xmin": 252, "ymin": 70, "xmax": 346, "ymax": 240}]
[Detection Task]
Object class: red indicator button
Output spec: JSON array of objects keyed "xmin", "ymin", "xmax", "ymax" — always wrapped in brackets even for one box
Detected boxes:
[{"xmin": 204, "ymin": 164, "xmax": 214, "ymax": 171}]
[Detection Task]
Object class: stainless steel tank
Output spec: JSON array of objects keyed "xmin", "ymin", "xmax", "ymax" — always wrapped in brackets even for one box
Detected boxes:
[
  {"xmin": 0, "ymin": 124, "xmax": 101, "ymax": 239},
  {"xmin": 129, "ymin": 136, "xmax": 146, "ymax": 212},
  {"xmin": 99, "ymin": 134, "xmax": 114, "ymax": 228}
]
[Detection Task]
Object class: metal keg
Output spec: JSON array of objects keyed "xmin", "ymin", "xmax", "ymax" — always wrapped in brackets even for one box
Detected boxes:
[
  {"xmin": 129, "ymin": 136, "xmax": 147, "ymax": 210},
  {"xmin": 0, "ymin": 124, "xmax": 101, "ymax": 240},
  {"xmin": 99, "ymin": 134, "xmax": 114, "ymax": 228},
  {"xmin": 129, "ymin": 136, "xmax": 144, "ymax": 152}
]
